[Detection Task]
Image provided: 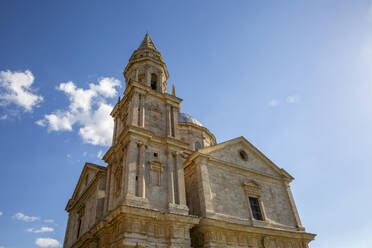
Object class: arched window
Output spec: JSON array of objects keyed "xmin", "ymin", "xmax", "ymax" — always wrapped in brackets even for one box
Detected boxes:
[
  {"xmin": 151, "ymin": 73, "xmax": 157, "ymax": 90},
  {"xmin": 195, "ymin": 141, "xmax": 202, "ymax": 150}
]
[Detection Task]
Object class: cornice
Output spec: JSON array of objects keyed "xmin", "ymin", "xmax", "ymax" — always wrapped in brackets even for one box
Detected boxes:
[
  {"xmin": 103, "ymin": 125, "xmax": 190, "ymax": 164},
  {"xmin": 184, "ymin": 152, "xmax": 288, "ymax": 183},
  {"xmin": 66, "ymin": 170, "xmax": 106, "ymax": 212},
  {"xmin": 198, "ymin": 217, "xmax": 316, "ymax": 240},
  {"xmin": 197, "ymin": 136, "xmax": 294, "ymax": 181},
  {"xmin": 123, "ymin": 55, "xmax": 169, "ymax": 80}
]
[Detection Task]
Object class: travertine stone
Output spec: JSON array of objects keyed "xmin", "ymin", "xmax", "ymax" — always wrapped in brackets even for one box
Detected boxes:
[{"xmin": 63, "ymin": 34, "xmax": 315, "ymax": 248}]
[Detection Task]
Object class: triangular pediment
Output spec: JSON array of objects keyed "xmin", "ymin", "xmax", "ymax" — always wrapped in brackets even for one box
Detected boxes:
[
  {"xmin": 198, "ymin": 136, "xmax": 293, "ymax": 180},
  {"xmin": 69, "ymin": 163, "xmax": 106, "ymax": 206}
]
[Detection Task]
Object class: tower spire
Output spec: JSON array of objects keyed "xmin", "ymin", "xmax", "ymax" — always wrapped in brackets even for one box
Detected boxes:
[
  {"xmin": 138, "ymin": 33, "xmax": 157, "ymax": 50},
  {"xmin": 124, "ymin": 33, "xmax": 169, "ymax": 90}
]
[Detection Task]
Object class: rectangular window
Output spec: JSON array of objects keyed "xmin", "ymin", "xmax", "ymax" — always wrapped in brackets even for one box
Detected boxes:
[{"xmin": 249, "ymin": 197, "xmax": 263, "ymax": 220}]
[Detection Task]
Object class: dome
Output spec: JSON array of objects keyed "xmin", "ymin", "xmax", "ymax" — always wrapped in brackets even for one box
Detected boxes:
[{"xmin": 178, "ymin": 112, "xmax": 203, "ymax": 127}]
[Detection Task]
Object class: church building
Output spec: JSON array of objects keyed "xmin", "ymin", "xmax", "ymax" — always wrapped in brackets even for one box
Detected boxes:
[{"xmin": 63, "ymin": 34, "xmax": 316, "ymax": 248}]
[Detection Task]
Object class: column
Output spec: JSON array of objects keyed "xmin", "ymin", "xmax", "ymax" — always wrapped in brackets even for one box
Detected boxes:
[
  {"xmin": 172, "ymin": 106, "xmax": 178, "ymax": 138},
  {"xmin": 131, "ymin": 93, "xmax": 140, "ymax": 126},
  {"xmin": 170, "ymin": 106, "xmax": 175, "ymax": 137},
  {"xmin": 167, "ymin": 150, "xmax": 175, "ymax": 204},
  {"xmin": 125, "ymin": 140, "xmax": 138, "ymax": 197},
  {"xmin": 159, "ymin": 71, "xmax": 164, "ymax": 93},
  {"xmin": 166, "ymin": 105, "xmax": 172, "ymax": 137},
  {"xmin": 108, "ymin": 167, "xmax": 115, "ymax": 211},
  {"xmin": 103, "ymin": 166, "xmax": 111, "ymax": 213},
  {"xmin": 120, "ymin": 147, "xmax": 128, "ymax": 199},
  {"xmin": 135, "ymin": 69, "xmax": 139, "ymax": 82},
  {"xmin": 138, "ymin": 94, "xmax": 142, "ymax": 127},
  {"xmin": 136, "ymin": 142, "xmax": 146, "ymax": 198},
  {"xmin": 172, "ymin": 152, "xmax": 179, "ymax": 204},
  {"xmin": 140, "ymin": 94, "xmax": 145, "ymax": 128},
  {"xmin": 146, "ymin": 70, "xmax": 151, "ymax": 87},
  {"xmin": 176, "ymin": 154, "xmax": 187, "ymax": 205}
]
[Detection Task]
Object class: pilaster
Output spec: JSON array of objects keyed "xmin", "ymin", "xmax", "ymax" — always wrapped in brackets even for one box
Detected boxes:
[
  {"xmin": 197, "ymin": 160, "xmax": 215, "ymax": 217},
  {"xmin": 136, "ymin": 142, "xmax": 146, "ymax": 198},
  {"xmin": 166, "ymin": 150, "xmax": 175, "ymax": 204},
  {"xmin": 285, "ymin": 182, "xmax": 305, "ymax": 231},
  {"xmin": 176, "ymin": 153, "xmax": 186, "ymax": 205},
  {"xmin": 125, "ymin": 140, "xmax": 138, "ymax": 197}
]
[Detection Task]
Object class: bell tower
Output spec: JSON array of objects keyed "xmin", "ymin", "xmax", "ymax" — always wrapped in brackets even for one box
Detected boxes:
[
  {"xmin": 103, "ymin": 34, "xmax": 193, "ymax": 226},
  {"xmin": 124, "ymin": 33, "xmax": 169, "ymax": 93}
]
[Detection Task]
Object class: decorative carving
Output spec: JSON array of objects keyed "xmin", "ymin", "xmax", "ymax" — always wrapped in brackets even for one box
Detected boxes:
[
  {"xmin": 242, "ymin": 180, "xmax": 261, "ymax": 196},
  {"xmin": 149, "ymin": 103, "xmax": 161, "ymax": 113},
  {"xmin": 148, "ymin": 161, "xmax": 163, "ymax": 186}
]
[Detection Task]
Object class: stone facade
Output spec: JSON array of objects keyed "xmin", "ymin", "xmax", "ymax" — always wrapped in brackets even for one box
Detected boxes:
[{"xmin": 63, "ymin": 34, "xmax": 316, "ymax": 248}]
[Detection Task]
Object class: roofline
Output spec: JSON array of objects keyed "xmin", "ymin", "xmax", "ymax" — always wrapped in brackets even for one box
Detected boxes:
[
  {"xmin": 66, "ymin": 162, "xmax": 107, "ymax": 210},
  {"xmin": 185, "ymin": 136, "xmax": 294, "ymax": 181},
  {"xmin": 178, "ymin": 121, "xmax": 217, "ymax": 145}
]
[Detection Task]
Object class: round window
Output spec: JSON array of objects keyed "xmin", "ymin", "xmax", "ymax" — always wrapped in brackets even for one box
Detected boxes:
[{"xmin": 239, "ymin": 150, "xmax": 248, "ymax": 161}]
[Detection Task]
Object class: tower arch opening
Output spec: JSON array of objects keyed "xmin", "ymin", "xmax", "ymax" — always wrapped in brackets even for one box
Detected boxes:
[{"xmin": 151, "ymin": 73, "xmax": 158, "ymax": 90}]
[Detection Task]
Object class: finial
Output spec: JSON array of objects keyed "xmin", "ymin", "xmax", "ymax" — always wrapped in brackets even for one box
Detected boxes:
[{"xmin": 172, "ymin": 84, "xmax": 176, "ymax": 96}]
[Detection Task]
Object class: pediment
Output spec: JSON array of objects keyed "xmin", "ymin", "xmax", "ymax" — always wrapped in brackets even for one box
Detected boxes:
[
  {"xmin": 198, "ymin": 137, "xmax": 293, "ymax": 180},
  {"xmin": 69, "ymin": 163, "xmax": 106, "ymax": 205}
]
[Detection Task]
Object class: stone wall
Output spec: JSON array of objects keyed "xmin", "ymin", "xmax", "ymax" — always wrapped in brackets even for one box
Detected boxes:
[{"xmin": 204, "ymin": 162, "xmax": 298, "ymax": 229}]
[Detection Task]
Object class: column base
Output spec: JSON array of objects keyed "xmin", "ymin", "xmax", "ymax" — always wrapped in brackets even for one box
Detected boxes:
[
  {"xmin": 123, "ymin": 194, "xmax": 151, "ymax": 209},
  {"xmin": 168, "ymin": 203, "xmax": 189, "ymax": 215}
]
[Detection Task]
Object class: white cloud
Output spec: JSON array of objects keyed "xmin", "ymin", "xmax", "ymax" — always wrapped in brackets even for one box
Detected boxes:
[
  {"xmin": 0, "ymin": 70, "xmax": 43, "ymax": 112},
  {"xmin": 35, "ymin": 238, "xmax": 61, "ymax": 248},
  {"xmin": 79, "ymin": 102, "xmax": 115, "ymax": 146},
  {"xmin": 90, "ymin": 77, "xmax": 121, "ymax": 98},
  {"xmin": 83, "ymin": 152, "xmax": 88, "ymax": 156},
  {"xmin": 0, "ymin": 114, "xmax": 7, "ymax": 120},
  {"xmin": 0, "ymin": 211, "xmax": 3, "ymax": 216},
  {"xmin": 286, "ymin": 94, "xmax": 301, "ymax": 104},
  {"xmin": 0, "ymin": 245, "xmax": 5, "ymax": 248},
  {"xmin": 66, "ymin": 154, "xmax": 71, "ymax": 158},
  {"xmin": 36, "ymin": 77, "xmax": 121, "ymax": 146},
  {"xmin": 14, "ymin": 212, "xmax": 40, "ymax": 222},
  {"xmin": 44, "ymin": 219, "xmax": 54, "ymax": 223},
  {"xmin": 268, "ymin": 99, "xmax": 279, "ymax": 107},
  {"xmin": 27, "ymin": 227, "xmax": 54, "ymax": 233},
  {"xmin": 97, "ymin": 150, "xmax": 103, "ymax": 158},
  {"xmin": 35, "ymin": 111, "xmax": 73, "ymax": 131}
]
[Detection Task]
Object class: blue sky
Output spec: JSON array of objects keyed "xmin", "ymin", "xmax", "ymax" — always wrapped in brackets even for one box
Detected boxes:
[{"xmin": 1, "ymin": 0, "xmax": 372, "ymax": 247}]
